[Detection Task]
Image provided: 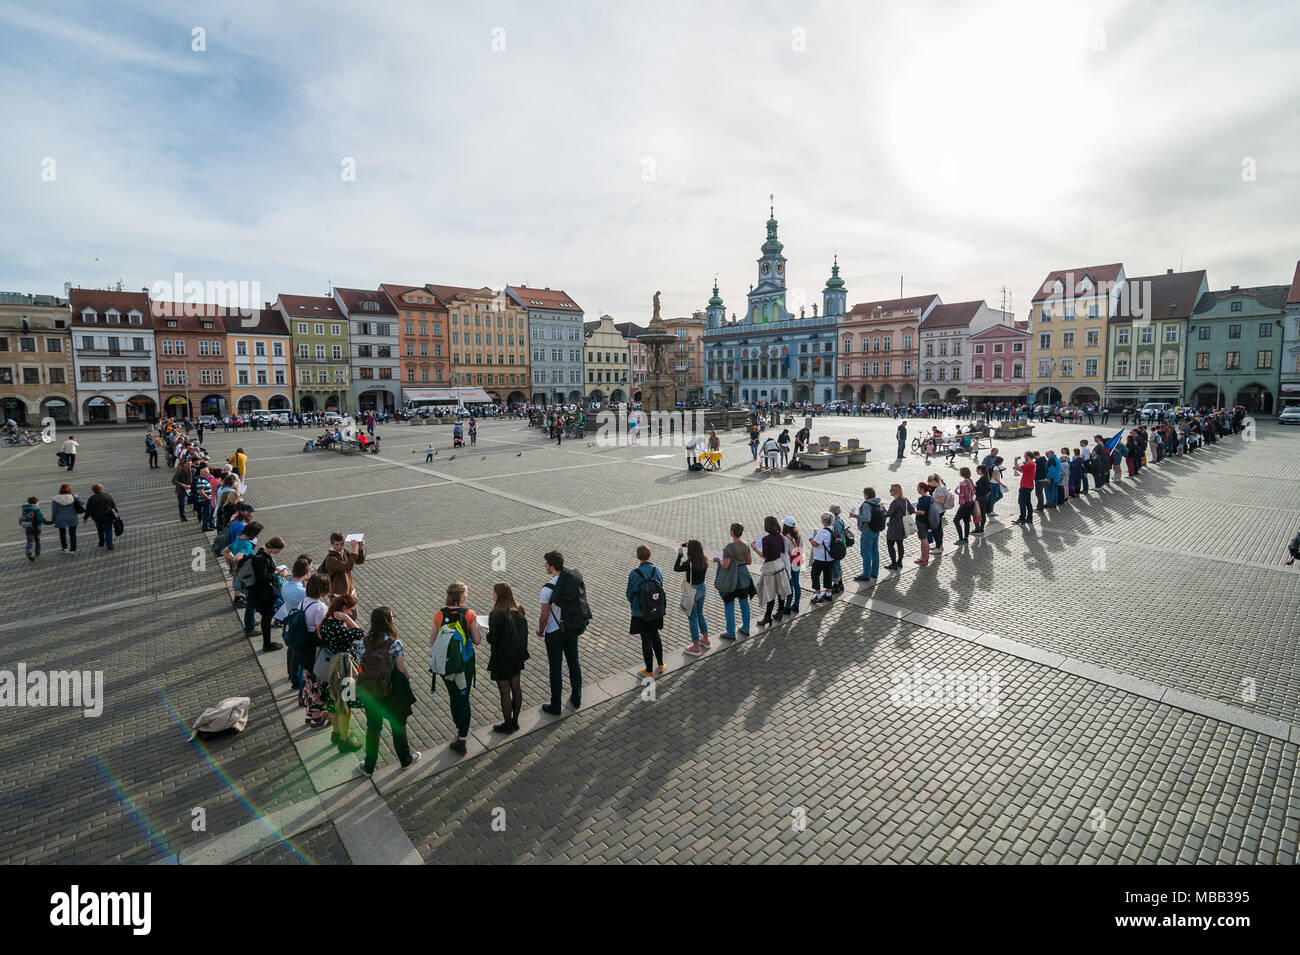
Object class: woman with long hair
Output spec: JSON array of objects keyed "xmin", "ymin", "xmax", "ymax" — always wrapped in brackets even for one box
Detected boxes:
[
  {"xmin": 782, "ymin": 518, "xmax": 803, "ymax": 614},
  {"xmin": 430, "ymin": 582, "xmax": 483, "ymax": 755},
  {"xmin": 884, "ymin": 484, "xmax": 914, "ymax": 570},
  {"xmin": 356, "ymin": 606, "xmax": 419, "ymax": 774},
  {"xmin": 319, "ymin": 592, "xmax": 363, "ymax": 752},
  {"xmin": 676, "ymin": 538, "xmax": 711, "ymax": 655},
  {"xmin": 753, "ymin": 515, "xmax": 792, "ymax": 626},
  {"xmin": 487, "ymin": 582, "xmax": 529, "ymax": 734}
]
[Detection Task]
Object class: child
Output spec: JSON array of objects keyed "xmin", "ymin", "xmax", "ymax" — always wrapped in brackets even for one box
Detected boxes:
[{"xmin": 426, "ymin": 443, "xmax": 435, "ymax": 462}]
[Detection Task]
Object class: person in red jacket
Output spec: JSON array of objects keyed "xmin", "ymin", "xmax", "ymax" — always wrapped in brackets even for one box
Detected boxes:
[{"xmin": 1011, "ymin": 452, "xmax": 1037, "ymax": 526}]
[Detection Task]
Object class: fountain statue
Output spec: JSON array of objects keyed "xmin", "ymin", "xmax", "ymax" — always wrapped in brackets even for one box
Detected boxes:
[{"xmin": 636, "ymin": 290, "xmax": 678, "ymax": 413}]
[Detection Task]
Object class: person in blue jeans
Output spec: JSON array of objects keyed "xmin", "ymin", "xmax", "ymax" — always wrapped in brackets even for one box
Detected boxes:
[
  {"xmin": 538, "ymin": 551, "xmax": 582, "ymax": 714},
  {"xmin": 676, "ymin": 539, "xmax": 710, "ymax": 656},
  {"xmin": 852, "ymin": 487, "xmax": 883, "ymax": 581},
  {"xmin": 896, "ymin": 420, "xmax": 908, "ymax": 459},
  {"xmin": 627, "ymin": 546, "xmax": 666, "ymax": 675},
  {"xmin": 713, "ymin": 523, "xmax": 753, "ymax": 639}
]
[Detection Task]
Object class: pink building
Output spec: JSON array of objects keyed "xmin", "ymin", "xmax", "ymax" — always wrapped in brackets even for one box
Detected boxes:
[{"xmin": 964, "ymin": 321, "xmax": 1031, "ymax": 407}]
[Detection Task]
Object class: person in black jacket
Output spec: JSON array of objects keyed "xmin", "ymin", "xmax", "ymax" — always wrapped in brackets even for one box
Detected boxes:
[
  {"xmin": 83, "ymin": 483, "xmax": 118, "ymax": 550},
  {"xmin": 247, "ymin": 537, "xmax": 286, "ymax": 652}
]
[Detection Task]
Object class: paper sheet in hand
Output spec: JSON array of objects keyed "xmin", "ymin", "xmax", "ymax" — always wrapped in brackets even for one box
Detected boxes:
[{"xmin": 345, "ymin": 533, "xmax": 364, "ymax": 543}]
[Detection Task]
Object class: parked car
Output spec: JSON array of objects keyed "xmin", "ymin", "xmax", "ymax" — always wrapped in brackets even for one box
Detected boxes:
[
  {"xmin": 199, "ymin": 415, "xmax": 220, "ymax": 428},
  {"xmin": 1278, "ymin": 406, "xmax": 1300, "ymax": 425},
  {"xmin": 1140, "ymin": 402, "xmax": 1173, "ymax": 421}
]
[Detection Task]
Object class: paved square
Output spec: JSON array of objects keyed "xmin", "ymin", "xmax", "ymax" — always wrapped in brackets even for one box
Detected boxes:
[{"xmin": 1, "ymin": 414, "xmax": 1297, "ymax": 863}]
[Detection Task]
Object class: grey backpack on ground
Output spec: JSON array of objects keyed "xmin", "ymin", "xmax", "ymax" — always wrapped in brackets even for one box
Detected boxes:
[{"xmin": 188, "ymin": 696, "xmax": 252, "ymax": 741}]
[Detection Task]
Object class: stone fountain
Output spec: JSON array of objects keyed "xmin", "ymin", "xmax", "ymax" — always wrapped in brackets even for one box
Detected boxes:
[{"xmin": 636, "ymin": 291, "xmax": 678, "ymax": 413}]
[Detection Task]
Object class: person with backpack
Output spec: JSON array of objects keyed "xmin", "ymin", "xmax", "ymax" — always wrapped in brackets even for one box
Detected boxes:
[
  {"xmin": 538, "ymin": 550, "xmax": 584, "ymax": 715},
  {"xmin": 50, "ymin": 483, "xmax": 84, "ymax": 555},
  {"xmin": 850, "ymin": 487, "xmax": 885, "ymax": 582},
  {"xmin": 627, "ymin": 545, "xmax": 667, "ymax": 675},
  {"xmin": 300, "ymin": 574, "xmax": 332, "ymax": 726},
  {"xmin": 675, "ymin": 539, "xmax": 711, "ymax": 657},
  {"xmin": 246, "ymin": 536, "xmax": 286, "ymax": 653},
  {"xmin": 356, "ymin": 606, "xmax": 420, "ymax": 775},
  {"xmin": 430, "ymin": 582, "xmax": 483, "ymax": 753},
  {"xmin": 487, "ymin": 582, "xmax": 530, "ymax": 733},
  {"xmin": 225, "ymin": 521, "xmax": 262, "ymax": 622},
  {"xmin": 808, "ymin": 512, "xmax": 836, "ymax": 603},
  {"xmin": 712, "ymin": 524, "xmax": 754, "ymax": 639},
  {"xmin": 828, "ymin": 504, "xmax": 851, "ymax": 593},
  {"xmin": 276, "ymin": 556, "xmax": 314, "ymax": 691},
  {"xmin": 20, "ymin": 496, "xmax": 53, "ymax": 561},
  {"xmin": 83, "ymin": 483, "xmax": 119, "ymax": 550},
  {"xmin": 320, "ymin": 593, "xmax": 364, "ymax": 752}
]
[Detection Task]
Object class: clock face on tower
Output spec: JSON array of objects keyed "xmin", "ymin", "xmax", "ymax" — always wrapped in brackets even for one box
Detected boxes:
[
  {"xmin": 761, "ymin": 262, "xmax": 771, "ymax": 275},
  {"xmin": 776, "ymin": 262, "xmax": 784, "ymax": 275}
]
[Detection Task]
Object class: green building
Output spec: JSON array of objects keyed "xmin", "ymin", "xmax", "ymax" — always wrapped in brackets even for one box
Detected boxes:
[
  {"xmin": 1185, "ymin": 285, "xmax": 1287, "ymax": 412},
  {"xmin": 275, "ymin": 293, "xmax": 353, "ymax": 413}
]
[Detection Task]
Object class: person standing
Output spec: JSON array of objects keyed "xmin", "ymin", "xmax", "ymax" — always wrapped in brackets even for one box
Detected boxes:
[
  {"xmin": 852, "ymin": 487, "xmax": 884, "ymax": 581},
  {"xmin": 953, "ymin": 468, "xmax": 977, "ymax": 543},
  {"xmin": 487, "ymin": 583, "xmax": 529, "ymax": 734},
  {"xmin": 319, "ymin": 594, "xmax": 364, "ymax": 752},
  {"xmin": 538, "ymin": 551, "xmax": 582, "ymax": 715},
  {"xmin": 713, "ymin": 526, "xmax": 754, "ymax": 639},
  {"xmin": 145, "ymin": 432, "xmax": 159, "ymax": 469},
  {"xmin": 896, "ymin": 420, "xmax": 908, "ymax": 459},
  {"xmin": 1012, "ymin": 454, "xmax": 1036, "ymax": 525},
  {"xmin": 809, "ymin": 512, "xmax": 836, "ymax": 603},
  {"xmin": 171, "ymin": 461, "xmax": 191, "ymax": 522},
  {"xmin": 60, "ymin": 436, "xmax": 79, "ymax": 472},
  {"xmin": 355, "ymin": 606, "xmax": 419, "ymax": 774},
  {"xmin": 884, "ymin": 484, "xmax": 914, "ymax": 570},
  {"xmin": 430, "ymin": 583, "xmax": 482, "ymax": 753},
  {"xmin": 753, "ymin": 515, "xmax": 792, "ymax": 622},
  {"xmin": 928, "ymin": 474, "xmax": 953, "ymax": 554},
  {"xmin": 323, "ymin": 531, "xmax": 366, "ymax": 598},
  {"xmin": 748, "ymin": 422, "xmax": 760, "ymax": 461},
  {"xmin": 676, "ymin": 539, "xmax": 711, "ymax": 656},
  {"xmin": 227, "ymin": 447, "xmax": 247, "ymax": 480},
  {"xmin": 247, "ymin": 536, "xmax": 286, "ymax": 653},
  {"xmin": 628, "ymin": 546, "xmax": 666, "ymax": 675},
  {"xmin": 973, "ymin": 466, "xmax": 991, "ymax": 534},
  {"xmin": 50, "ymin": 483, "xmax": 84, "ymax": 554},
  {"xmin": 84, "ymin": 483, "xmax": 118, "ymax": 550},
  {"xmin": 20, "ymin": 496, "xmax": 52, "ymax": 561},
  {"xmin": 781, "ymin": 517, "xmax": 803, "ymax": 614}
]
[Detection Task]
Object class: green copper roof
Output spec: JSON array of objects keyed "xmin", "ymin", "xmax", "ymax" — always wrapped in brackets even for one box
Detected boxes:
[
  {"xmin": 825, "ymin": 254, "xmax": 845, "ymax": 289},
  {"xmin": 708, "ymin": 280, "xmax": 724, "ymax": 308},
  {"xmin": 761, "ymin": 215, "xmax": 784, "ymax": 257}
]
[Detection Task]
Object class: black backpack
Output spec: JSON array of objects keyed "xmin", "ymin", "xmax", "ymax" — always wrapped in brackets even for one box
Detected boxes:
[
  {"xmin": 868, "ymin": 502, "xmax": 886, "ymax": 533},
  {"xmin": 496, "ymin": 610, "xmax": 529, "ymax": 657},
  {"xmin": 636, "ymin": 567, "xmax": 666, "ymax": 622},
  {"xmin": 548, "ymin": 568, "xmax": 591, "ymax": 637},
  {"xmin": 357, "ymin": 641, "xmax": 393, "ymax": 701}
]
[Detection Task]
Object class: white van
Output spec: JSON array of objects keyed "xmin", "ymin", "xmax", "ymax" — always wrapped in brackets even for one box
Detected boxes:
[{"xmin": 1140, "ymin": 402, "xmax": 1172, "ymax": 421}]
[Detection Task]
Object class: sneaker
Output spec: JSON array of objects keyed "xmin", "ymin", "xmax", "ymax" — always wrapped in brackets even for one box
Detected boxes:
[
  {"xmin": 569, "ymin": 695, "xmax": 581, "ymax": 709},
  {"xmin": 540, "ymin": 703, "xmax": 561, "ymax": 716},
  {"xmin": 60, "ymin": 547, "xmax": 67, "ymax": 552},
  {"xmin": 809, "ymin": 595, "xmax": 823, "ymax": 605},
  {"xmin": 914, "ymin": 558, "xmax": 929, "ymax": 565},
  {"xmin": 684, "ymin": 644, "xmax": 703, "ymax": 656},
  {"xmin": 638, "ymin": 667, "xmax": 655, "ymax": 676},
  {"xmin": 26, "ymin": 554, "xmax": 35, "ymax": 562},
  {"xmin": 655, "ymin": 665, "xmax": 665, "ymax": 676},
  {"xmin": 719, "ymin": 633, "xmax": 736, "ymax": 641},
  {"xmin": 400, "ymin": 751, "xmax": 422, "ymax": 769},
  {"xmin": 360, "ymin": 763, "xmax": 375, "ymax": 776},
  {"xmin": 449, "ymin": 739, "xmax": 467, "ymax": 754},
  {"xmin": 853, "ymin": 575, "xmax": 870, "ymax": 582},
  {"xmin": 262, "ymin": 642, "xmax": 283, "ymax": 652},
  {"xmin": 740, "ymin": 627, "xmax": 752, "ymax": 634}
]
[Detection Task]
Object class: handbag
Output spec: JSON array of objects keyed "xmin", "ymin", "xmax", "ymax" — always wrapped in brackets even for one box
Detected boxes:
[
  {"xmin": 713, "ymin": 560, "xmax": 738, "ymax": 598},
  {"xmin": 679, "ymin": 579, "xmax": 693, "ymax": 614},
  {"xmin": 313, "ymin": 647, "xmax": 333, "ymax": 682},
  {"xmin": 902, "ymin": 512, "xmax": 918, "ymax": 536},
  {"xmin": 112, "ymin": 511, "xmax": 125, "ymax": 537}
]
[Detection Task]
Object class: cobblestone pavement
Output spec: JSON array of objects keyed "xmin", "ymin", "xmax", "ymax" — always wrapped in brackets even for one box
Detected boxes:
[{"xmin": 1, "ymin": 414, "xmax": 1296, "ymax": 863}]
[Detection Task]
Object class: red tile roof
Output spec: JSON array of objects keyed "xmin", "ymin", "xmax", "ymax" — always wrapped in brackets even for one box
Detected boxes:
[
  {"xmin": 333, "ymin": 287, "xmax": 396, "ymax": 316},
  {"xmin": 69, "ymin": 288, "xmax": 151, "ymax": 326},
  {"xmin": 149, "ymin": 301, "xmax": 232, "ymax": 331},
  {"xmin": 425, "ymin": 284, "xmax": 480, "ymax": 307},
  {"xmin": 846, "ymin": 294, "xmax": 940, "ymax": 320},
  {"xmin": 919, "ymin": 300, "xmax": 982, "ymax": 330},
  {"xmin": 277, "ymin": 294, "xmax": 342, "ymax": 316},
  {"xmin": 380, "ymin": 284, "xmax": 446, "ymax": 311},
  {"xmin": 1031, "ymin": 263, "xmax": 1123, "ymax": 303},
  {"xmin": 1288, "ymin": 261, "xmax": 1300, "ymax": 305},
  {"xmin": 969, "ymin": 322, "xmax": 1029, "ymax": 341},
  {"xmin": 506, "ymin": 285, "xmax": 582, "ymax": 312}
]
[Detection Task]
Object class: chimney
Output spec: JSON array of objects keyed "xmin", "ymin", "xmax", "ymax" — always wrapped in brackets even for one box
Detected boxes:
[
  {"xmin": 1231, "ymin": 285, "xmax": 1239, "ymax": 291},
  {"xmin": 265, "ymin": 302, "xmax": 271, "ymax": 310},
  {"xmin": 1166, "ymin": 268, "xmax": 1173, "ymax": 275}
]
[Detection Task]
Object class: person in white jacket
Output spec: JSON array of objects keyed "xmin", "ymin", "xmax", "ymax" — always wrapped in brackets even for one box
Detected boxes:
[{"xmin": 60, "ymin": 436, "xmax": 80, "ymax": 472}]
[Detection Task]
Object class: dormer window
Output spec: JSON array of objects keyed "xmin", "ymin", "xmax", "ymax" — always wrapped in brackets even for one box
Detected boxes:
[
  {"xmin": 82, "ymin": 309, "xmax": 98, "ymax": 323},
  {"xmin": 128, "ymin": 313, "xmax": 142, "ymax": 325},
  {"xmin": 1079, "ymin": 277, "xmax": 1092, "ymax": 293},
  {"xmin": 1052, "ymin": 279, "xmax": 1064, "ymax": 295},
  {"xmin": 107, "ymin": 310, "xmax": 121, "ymax": 324},
  {"xmin": 362, "ymin": 301, "xmax": 379, "ymax": 311}
]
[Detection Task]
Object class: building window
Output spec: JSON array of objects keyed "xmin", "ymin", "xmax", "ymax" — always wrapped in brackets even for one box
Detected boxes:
[
  {"xmin": 1039, "ymin": 332, "xmax": 1051, "ymax": 350},
  {"xmin": 1012, "ymin": 363, "xmax": 1022, "ymax": 378},
  {"xmin": 314, "ymin": 324, "xmax": 324, "ymax": 335},
  {"xmin": 1228, "ymin": 325, "xmax": 1241, "ymax": 338},
  {"xmin": 1084, "ymin": 358, "xmax": 1097, "ymax": 377},
  {"xmin": 1116, "ymin": 328, "xmax": 1129, "ymax": 345},
  {"xmin": 236, "ymin": 341, "xmax": 248, "ymax": 356},
  {"xmin": 1086, "ymin": 329, "xmax": 1100, "ymax": 348},
  {"xmin": 1164, "ymin": 326, "xmax": 1179, "ymax": 343},
  {"xmin": 1198, "ymin": 326, "xmax": 1210, "ymax": 340},
  {"xmin": 1137, "ymin": 358, "xmax": 1151, "ymax": 376},
  {"xmin": 49, "ymin": 368, "xmax": 64, "ymax": 384},
  {"xmin": 1259, "ymin": 323, "xmax": 1273, "ymax": 338},
  {"xmin": 273, "ymin": 341, "xmax": 284, "ymax": 357},
  {"xmin": 238, "ymin": 370, "xmax": 249, "ymax": 385},
  {"xmin": 1160, "ymin": 356, "xmax": 1176, "ymax": 375},
  {"xmin": 1059, "ymin": 358, "xmax": 1073, "ymax": 377},
  {"xmin": 1061, "ymin": 331, "xmax": 1074, "ymax": 349},
  {"xmin": 1257, "ymin": 351, "xmax": 1272, "ymax": 369},
  {"xmin": 1230, "ymin": 301, "xmax": 1242, "ymax": 312},
  {"xmin": 1226, "ymin": 352, "xmax": 1242, "ymax": 370},
  {"xmin": 1195, "ymin": 352, "xmax": 1210, "ymax": 370},
  {"xmin": 1139, "ymin": 327, "xmax": 1153, "ymax": 344},
  {"xmin": 1115, "ymin": 359, "xmax": 1129, "ymax": 376}
]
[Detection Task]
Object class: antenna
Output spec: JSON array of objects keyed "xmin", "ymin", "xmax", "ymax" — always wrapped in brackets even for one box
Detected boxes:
[{"xmin": 899, "ymin": 275, "xmax": 903, "ymax": 299}]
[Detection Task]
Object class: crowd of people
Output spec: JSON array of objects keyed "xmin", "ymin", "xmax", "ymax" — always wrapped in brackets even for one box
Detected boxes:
[{"xmin": 16, "ymin": 401, "xmax": 1282, "ymax": 776}]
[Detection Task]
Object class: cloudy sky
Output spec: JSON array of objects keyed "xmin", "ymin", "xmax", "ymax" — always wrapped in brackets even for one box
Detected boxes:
[{"xmin": 1, "ymin": 0, "xmax": 1296, "ymax": 320}]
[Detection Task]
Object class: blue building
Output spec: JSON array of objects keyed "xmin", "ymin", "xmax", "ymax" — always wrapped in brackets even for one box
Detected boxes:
[
  {"xmin": 505, "ymin": 285, "xmax": 585, "ymax": 405},
  {"xmin": 702, "ymin": 203, "xmax": 845, "ymax": 406}
]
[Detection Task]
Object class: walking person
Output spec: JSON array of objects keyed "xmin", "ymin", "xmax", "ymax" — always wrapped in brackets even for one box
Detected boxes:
[
  {"xmin": 538, "ymin": 551, "xmax": 583, "ymax": 715},
  {"xmin": 487, "ymin": 583, "xmax": 529, "ymax": 734},
  {"xmin": 884, "ymin": 484, "xmax": 914, "ymax": 570},
  {"xmin": 628, "ymin": 546, "xmax": 667, "ymax": 674},
  {"xmin": 84, "ymin": 483, "xmax": 119, "ymax": 550},
  {"xmin": 748, "ymin": 422, "xmax": 760, "ymax": 462},
  {"xmin": 227, "ymin": 447, "xmax": 247, "ymax": 480},
  {"xmin": 953, "ymin": 468, "xmax": 977, "ymax": 543},
  {"xmin": 851, "ymin": 487, "xmax": 884, "ymax": 581},
  {"xmin": 60, "ymin": 435, "xmax": 79, "ymax": 472},
  {"xmin": 20, "ymin": 496, "xmax": 53, "ymax": 561},
  {"xmin": 50, "ymin": 483, "xmax": 84, "ymax": 555},
  {"xmin": 754, "ymin": 515, "xmax": 792, "ymax": 622},
  {"xmin": 676, "ymin": 539, "xmax": 711, "ymax": 656},
  {"xmin": 431, "ymin": 583, "xmax": 482, "ymax": 753},
  {"xmin": 781, "ymin": 517, "xmax": 803, "ymax": 613}
]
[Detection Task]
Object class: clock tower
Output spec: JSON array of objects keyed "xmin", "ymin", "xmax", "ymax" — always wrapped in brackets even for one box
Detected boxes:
[{"xmin": 747, "ymin": 195, "xmax": 790, "ymax": 325}]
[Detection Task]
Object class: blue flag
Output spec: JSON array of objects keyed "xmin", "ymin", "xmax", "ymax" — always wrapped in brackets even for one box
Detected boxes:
[{"xmin": 1104, "ymin": 429, "xmax": 1125, "ymax": 453}]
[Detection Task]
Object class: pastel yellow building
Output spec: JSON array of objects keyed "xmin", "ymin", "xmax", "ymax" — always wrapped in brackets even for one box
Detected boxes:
[{"xmin": 1027, "ymin": 262, "xmax": 1125, "ymax": 407}]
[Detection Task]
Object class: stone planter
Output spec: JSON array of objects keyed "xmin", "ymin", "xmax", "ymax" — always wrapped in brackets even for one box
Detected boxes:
[
  {"xmin": 803, "ymin": 453, "xmax": 830, "ymax": 470},
  {"xmin": 847, "ymin": 449, "xmax": 868, "ymax": 464},
  {"xmin": 830, "ymin": 451, "xmax": 850, "ymax": 467}
]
